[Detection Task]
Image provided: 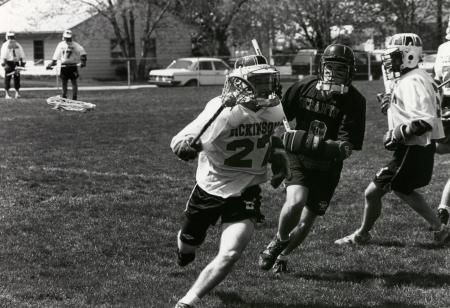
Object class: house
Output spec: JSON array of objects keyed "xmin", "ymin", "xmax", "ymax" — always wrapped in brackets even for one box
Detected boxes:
[{"xmin": 0, "ymin": 0, "xmax": 197, "ymax": 80}]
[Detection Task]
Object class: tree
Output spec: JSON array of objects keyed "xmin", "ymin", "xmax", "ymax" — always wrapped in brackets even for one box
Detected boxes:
[{"xmin": 174, "ymin": 0, "xmax": 251, "ymax": 58}]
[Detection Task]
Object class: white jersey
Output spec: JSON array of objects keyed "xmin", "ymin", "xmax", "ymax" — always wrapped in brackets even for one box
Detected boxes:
[
  {"xmin": 434, "ymin": 41, "xmax": 450, "ymax": 96},
  {"xmin": 52, "ymin": 41, "xmax": 86, "ymax": 65},
  {"xmin": 0, "ymin": 40, "xmax": 25, "ymax": 62},
  {"xmin": 171, "ymin": 96, "xmax": 285, "ymax": 198},
  {"xmin": 387, "ymin": 68, "xmax": 444, "ymax": 146}
]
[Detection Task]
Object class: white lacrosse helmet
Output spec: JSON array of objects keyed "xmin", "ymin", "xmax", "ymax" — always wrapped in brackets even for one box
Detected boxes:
[
  {"xmin": 227, "ymin": 55, "xmax": 281, "ymax": 107},
  {"xmin": 62, "ymin": 29, "xmax": 73, "ymax": 40},
  {"xmin": 5, "ymin": 31, "xmax": 15, "ymax": 40},
  {"xmin": 385, "ymin": 33, "xmax": 422, "ymax": 70}
]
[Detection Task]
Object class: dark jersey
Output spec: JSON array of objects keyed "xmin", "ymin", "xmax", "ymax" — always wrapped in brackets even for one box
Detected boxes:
[{"xmin": 282, "ymin": 75, "xmax": 366, "ymax": 150}]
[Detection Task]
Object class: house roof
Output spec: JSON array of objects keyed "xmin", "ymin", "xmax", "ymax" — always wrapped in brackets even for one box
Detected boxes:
[{"xmin": 0, "ymin": 0, "xmax": 96, "ymax": 34}]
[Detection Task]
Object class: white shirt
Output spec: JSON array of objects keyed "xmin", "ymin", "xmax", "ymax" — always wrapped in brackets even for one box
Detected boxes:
[
  {"xmin": 171, "ymin": 96, "xmax": 285, "ymax": 198},
  {"xmin": 434, "ymin": 41, "xmax": 450, "ymax": 95},
  {"xmin": 387, "ymin": 68, "xmax": 444, "ymax": 145},
  {"xmin": 52, "ymin": 41, "xmax": 86, "ymax": 65},
  {"xmin": 0, "ymin": 40, "xmax": 25, "ymax": 62}
]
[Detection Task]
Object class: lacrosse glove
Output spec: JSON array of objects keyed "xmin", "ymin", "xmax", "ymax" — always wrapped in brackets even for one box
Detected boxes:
[
  {"xmin": 172, "ymin": 137, "xmax": 201, "ymax": 161},
  {"xmin": 19, "ymin": 60, "xmax": 25, "ymax": 67},
  {"xmin": 377, "ymin": 93, "xmax": 391, "ymax": 115},
  {"xmin": 46, "ymin": 60, "xmax": 57, "ymax": 70},
  {"xmin": 384, "ymin": 120, "xmax": 432, "ymax": 151}
]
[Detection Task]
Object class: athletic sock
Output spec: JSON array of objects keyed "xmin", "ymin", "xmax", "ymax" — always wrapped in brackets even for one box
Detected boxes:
[
  {"xmin": 277, "ymin": 253, "xmax": 288, "ymax": 261},
  {"xmin": 179, "ymin": 290, "xmax": 200, "ymax": 306}
]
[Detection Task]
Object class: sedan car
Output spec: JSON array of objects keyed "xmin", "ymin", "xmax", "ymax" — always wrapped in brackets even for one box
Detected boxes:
[{"xmin": 148, "ymin": 57, "xmax": 230, "ymax": 86}]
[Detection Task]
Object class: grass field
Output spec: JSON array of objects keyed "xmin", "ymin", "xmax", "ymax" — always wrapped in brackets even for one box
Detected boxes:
[{"xmin": 1, "ymin": 81, "xmax": 450, "ymax": 308}]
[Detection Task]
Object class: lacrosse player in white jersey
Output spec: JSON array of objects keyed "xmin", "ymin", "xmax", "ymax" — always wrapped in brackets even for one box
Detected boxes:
[
  {"xmin": 1, "ymin": 31, "xmax": 26, "ymax": 99},
  {"xmin": 335, "ymin": 33, "xmax": 450, "ymax": 246},
  {"xmin": 46, "ymin": 30, "xmax": 87, "ymax": 100},
  {"xmin": 170, "ymin": 55, "xmax": 289, "ymax": 308},
  {"xmin": 433, "ymin": 19, "xmax": 450, "ymax": 225}
]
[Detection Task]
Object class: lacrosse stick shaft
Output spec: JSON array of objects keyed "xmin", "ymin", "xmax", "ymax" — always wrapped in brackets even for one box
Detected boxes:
[
  {"xmin": 190, "ymin": 104, "xmax": 226, "ymax": 146},
  {"xmin": 252, "ymin": 39, "xmax": 263, "ymax": 56},
  {"xmin": 438, "ymin": 78, "xmax": 450, "ymax": 89}
]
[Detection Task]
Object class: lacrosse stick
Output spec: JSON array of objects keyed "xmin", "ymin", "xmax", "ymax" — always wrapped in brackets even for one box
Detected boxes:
[
  {"xmin": 190, "ymin": 76, "xmax": 256, "ymax": 147},
  {"xmin": 46, "ymin": 96, "xmax": 96, "ymax": 112},
  {"xmin": 6, "ymin": 66, "xmax": 26, "ymax": 76}
]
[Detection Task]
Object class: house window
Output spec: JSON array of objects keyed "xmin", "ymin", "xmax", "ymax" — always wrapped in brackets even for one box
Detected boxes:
[
  {"xmin": 33, "ymin": 40, "xmax": 44, "ymax": 65},
  {"xmin": 111, "ymin": 39, "xmax": 123, "ymax": 64}
]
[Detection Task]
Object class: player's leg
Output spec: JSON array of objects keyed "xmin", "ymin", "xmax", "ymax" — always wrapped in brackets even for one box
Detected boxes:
[
  {"xmin": 335, "ymin": 181, "xmax": 386, "ymax": 245},
  {"xmin": 272, "ymin": 206, "xmax": 317, "ymax": 273},
  {"xmin": 437, "ymin": 179, "xmax": 450, "ymax": 225},
  {"xmin": 71, "ymin": 69, "xmax": 79, "ymax": 100},
  {"xmin": 394, "ymin": 190, "xmax": 441, "ymax": 230},
  {"xmin": 176, "ymin": 219, "xmax": 254, "ymax": 307},
  {"xmin": 61, "ymin": 74, "xmax": 69, "ymax": 99},
  {"xmin": 13, "ymin": 68, "xmax": 20, "ymax": 98},
  {"xmin": 176, "ymin": 185, "xmax": 219, "ymax": 267},
  {"xmin": 4, "ymin": 63, "xmax": 13, "ymax": 99},
  {"xmin": 259, "ymin": 185, "xmax": 308, "ymax": 270}
]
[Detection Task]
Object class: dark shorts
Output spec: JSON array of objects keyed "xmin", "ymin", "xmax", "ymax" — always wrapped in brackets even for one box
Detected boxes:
[
  {"xmin": 4, "ymin": 61, "xmax": 20, "ymax": 90},
  {"xmin": 284, "ymin": 152, "xmax": 343, "ymax": 216},
  {"xmin": 60, "ymin": 66, "xmax": 79, "ymax": 81},
  {"xmin": 373, "ymin": 143, "xmax": 435, "ymax": 194},
  {"xmin": 179, "ymin": 184, "xmax": 261, "ymax": 246}
]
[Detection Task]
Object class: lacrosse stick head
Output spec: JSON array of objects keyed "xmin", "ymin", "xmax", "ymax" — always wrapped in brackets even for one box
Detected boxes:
[
  {"xmin": 223, "ymin": 56, "xmax": 281, "ymax": 109},
  {"xmin": 46, "ymin": 96, "xmax": 96, "ymax": 112}
]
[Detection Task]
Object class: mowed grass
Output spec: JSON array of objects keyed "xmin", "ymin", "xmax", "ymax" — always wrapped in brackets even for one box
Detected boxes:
[{"xmin": 0, "ymin": 81, "xmax": 449, "ymax": 308}]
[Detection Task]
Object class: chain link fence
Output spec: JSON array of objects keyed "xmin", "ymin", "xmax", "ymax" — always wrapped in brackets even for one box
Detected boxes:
[{"xmin": 8, "ymin": 50, "xmax": 438, "ymax": 88}]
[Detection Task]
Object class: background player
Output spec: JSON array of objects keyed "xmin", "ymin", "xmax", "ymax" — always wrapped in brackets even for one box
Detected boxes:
[
  {"xmin": 46, "ymin": 30, "xmax": 87, "ymax": 100},
  {"xmin": 170, "ymin": 55, "xmax": 289, "ymax": 308},
  {"xmin": 258, "ymin": 44, "xmax": 366, "ymax": 274},
  {"xmin": 0, "ymin": 31, "xmax": 26, "ymax": 99},
  {"xmin": 335, "ymin": 33, "xmax": 449, "ymax": 246},
  {"xmin": 433, "ymin": 19, "xmax": 450, "ymax": 224}
]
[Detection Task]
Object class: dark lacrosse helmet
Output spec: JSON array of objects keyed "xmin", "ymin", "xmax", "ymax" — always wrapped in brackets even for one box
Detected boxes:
[{"xmin": 317, "ymin": 44, "xmax": 355, "ymax": 94}]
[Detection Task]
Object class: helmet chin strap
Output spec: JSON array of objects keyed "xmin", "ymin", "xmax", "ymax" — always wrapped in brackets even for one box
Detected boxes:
[{"xmin": 316, "ymin": 80, "xmax": 348, "ymax": 94}]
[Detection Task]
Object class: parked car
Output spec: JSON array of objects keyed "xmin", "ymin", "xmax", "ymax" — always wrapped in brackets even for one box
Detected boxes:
[
  {"xmin": 148, "ymin": 57, "xmax": 230, "ymax": 86},
  {"xmin": 419, "ymin": 53, "xmax": 436, "ymax": 76},
  {"xmin": 291, "ymin": 49, "xmax": 382, "ymax": 80}
]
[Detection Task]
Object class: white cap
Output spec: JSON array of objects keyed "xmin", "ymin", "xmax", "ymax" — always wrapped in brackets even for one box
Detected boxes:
[
  {"xmin": 62, "ymin": 29, "xmax": 72, "ymax": 39},
  {"xmin": 5, "ymin": 31, "xmax": 15, "ymax": 39}
]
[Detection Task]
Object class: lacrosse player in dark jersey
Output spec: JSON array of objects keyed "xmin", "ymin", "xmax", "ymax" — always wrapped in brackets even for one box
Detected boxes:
[{"xmin": 259, "ymin": 44, "xmax": 366, "ymax": 274}]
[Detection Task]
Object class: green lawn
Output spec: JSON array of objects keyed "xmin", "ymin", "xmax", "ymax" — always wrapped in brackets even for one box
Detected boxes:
[{"xmin": 1, "ymin": 80, "xmax": 449, "ymax": 307}]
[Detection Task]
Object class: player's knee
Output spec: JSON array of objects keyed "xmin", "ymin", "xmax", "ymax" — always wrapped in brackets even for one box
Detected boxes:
[
  {"xmin": 364, "ymin": 184, "xmax": 383, "ymax": 201},
  {"xmin": 179, "ymin": 218, "xmax": 208, "ymax": 246},
  {"xmin": 218, "ymin": 249, "xmax": 241, "ymax": 265}
]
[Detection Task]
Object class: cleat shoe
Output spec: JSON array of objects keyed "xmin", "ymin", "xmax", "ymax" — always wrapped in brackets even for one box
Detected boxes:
[
  {"xmin": 5, "ymin": 92, "xmax": 11, "ymax": 99},
  {"xmin": 259, "ymin": 236, "xmax": 289, "ymax": 270},
  {"xmin": 433, "ymin": 224, "xmax": 450, "ymax": 245},
  {"xmin": 14, "ymin": 92, "xmax": 20, "ymax": 99},
  {"xmin": 175, "ymin": 302, "xmax": 193, "ymax": 308},
  {"xmin": 334, "ymin": 231, "xmax": 371, "ymax": 245},
  {"xmin": 177, "ymin": 249, "xmax": 195, "ymax": 267},
  {"xmin": 438, "ymin": 207, "xmax": 449, "ymax": 225},
  {"xmin": 272, "ymin": 258, "xmax": 288, "ymax": 274}
]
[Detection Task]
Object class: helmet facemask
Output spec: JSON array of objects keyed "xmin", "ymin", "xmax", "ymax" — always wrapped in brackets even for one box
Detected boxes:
[
  {"xmin": 223, "ymin": 55, "xmax": 281, "ymax": 109},
  {"xmin": 381, "ymin": 47, "xmax": 403, "ymax": 80},
  {"xmin": 317, "ymin": 61, "xmax": 352, "ymax": 94}
]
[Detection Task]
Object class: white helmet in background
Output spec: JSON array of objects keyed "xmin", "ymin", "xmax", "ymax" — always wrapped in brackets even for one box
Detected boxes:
[
  {"xmin": 382, "ymin": 33, "xmax": 423, "ymax": 80},
  {"xmin": 5, "ymin": 31, "xmax": 15, "ymax": 40},
  {"xmin": 62, "ymin": 29, "xmax": 73, "ymax": 40},
  {"xmin": 224, "ymin": 55, "xmax": 281, "ymax": 107}
]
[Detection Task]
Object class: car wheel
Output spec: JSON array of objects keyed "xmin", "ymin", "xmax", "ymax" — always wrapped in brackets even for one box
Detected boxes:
[{"xmin": 185, "ymin": 80, "xmax": 199, "ymax": 87}]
